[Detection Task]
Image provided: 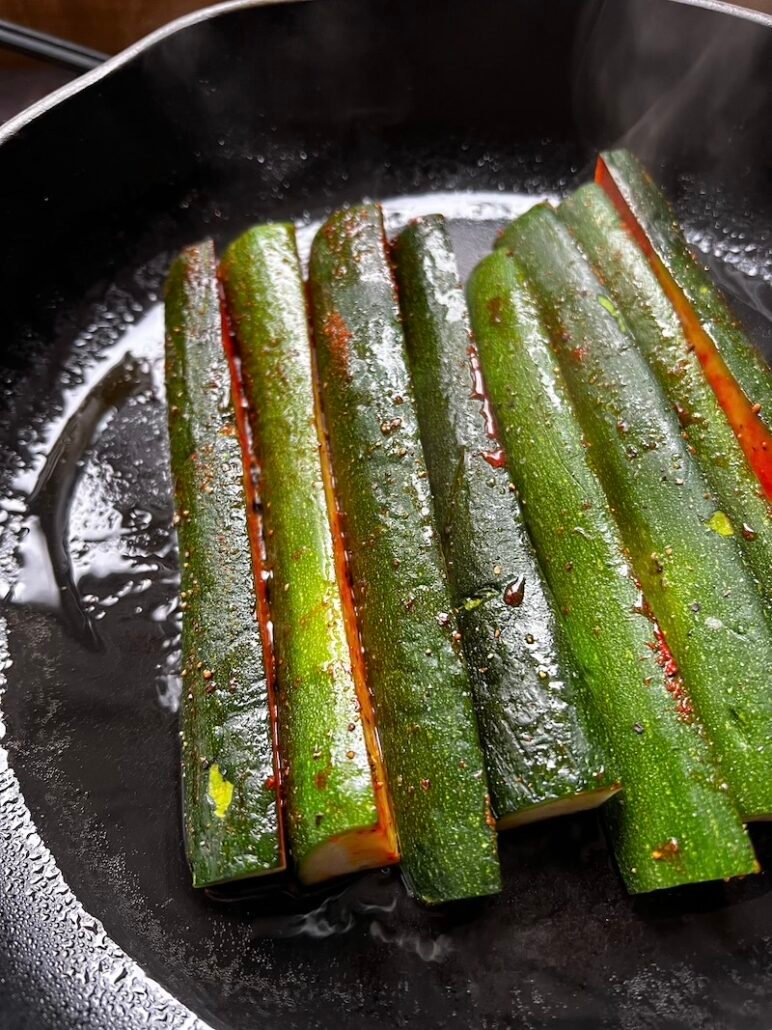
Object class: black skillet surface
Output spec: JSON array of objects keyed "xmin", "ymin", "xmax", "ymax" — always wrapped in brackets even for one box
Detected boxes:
[{"xmin": 1, "ymin": 1, "xmax": 772, "ymax": 1027}]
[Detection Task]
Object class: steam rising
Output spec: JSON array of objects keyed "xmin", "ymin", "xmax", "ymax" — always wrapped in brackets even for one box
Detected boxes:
[{"xmin": 572, "ymin": 0, "xmax": 771, "ymax": 172}]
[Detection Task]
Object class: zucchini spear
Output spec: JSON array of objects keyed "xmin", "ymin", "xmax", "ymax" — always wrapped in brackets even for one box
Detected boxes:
[
  {"xmin": 309, "ymin": 205, "xmax": 501, "ymax": 905},
  {"xmin": 498, "ymin": 206, "xmax": 772, "ymax": 822},
  {"xmin": 393, "ymin": 214, "xmax": 618, "ymax": 828},
  {"xmin": 165, "ymin": 241, "xmax": 285, "ymax": 887},
  {"xmin": 468, "ymin": 248, "xmax": 757, "ymax": 893},
  {"xmin": 221, "ymin": 223, "xmax": 399, "ymax": 885},
  {"xmin": 560, "ymin": 184, "xmax": 772, "ymax": 607},
  {"xmin": 597, "ymin": 149, "xmax": 772, "ymax": 498}
]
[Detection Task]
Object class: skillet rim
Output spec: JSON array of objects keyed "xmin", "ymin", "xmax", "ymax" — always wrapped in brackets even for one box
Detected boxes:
[
  {"xmin": 0, "ymin": 0, "xmax": 305, "ymax": 145},
  {"xmin": 0, "ymin": 0, "xmax": 769, "ymax": 150}
]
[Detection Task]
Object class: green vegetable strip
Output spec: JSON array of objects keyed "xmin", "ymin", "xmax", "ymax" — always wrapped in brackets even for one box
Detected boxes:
[
  {"xmin": 597, "ymin": 149, "xmax": 772, "ymax": 499},
  {"xmin": 560, "ymin": 184, "xmax": 772, "ymax": 607},
  {"xmin": 309, "ymin": 205, "xmax": 501, "ymax": 905},
  {"xmin": 598, "ymin": 149, "xmax": 772, "ymax": 429},
  {"xmin": 499, "ymin": 206, "xmax": 772, "ymax": 821},
  {"xmin": 221, "ymin": 224, "xmax": 398, "ymax": 885},
  {"xmin": 468, "ymin": 249, "xmax": 757, "ymax": 893},
  {"xmin": 165, "ymin": 241, "xmax": 284, "ymax": 888},
  {"xmin": 393, "ymin": 214, "xmax": 618, "ymax": 828}
]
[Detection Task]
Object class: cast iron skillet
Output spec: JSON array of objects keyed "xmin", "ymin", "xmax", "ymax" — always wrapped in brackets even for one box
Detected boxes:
[{"xmin": 0, "ymin": 1, "xmax": 771, "ymax": 1027}]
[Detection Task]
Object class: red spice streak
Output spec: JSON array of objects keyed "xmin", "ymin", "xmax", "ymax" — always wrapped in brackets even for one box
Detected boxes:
[
  {"xmin": 218, "ymin": 281, "xmax": 287, "ymax": 860},
  {"xmin": 595, "ymin": 158, "xmax": 655, "ymax": 259},
  {"xmin": 468, "ymin": 344, "xmax": 498, "ymax": 440},
  {"xmin": 308, "ymin": 292, "xmax": 400, "ymax": 864},
  {"xmin": 482, "ymin": 448, "xmax": 507, "ymax": 469},
  {"xmin": 596, "ymin": 156, "xmax": 772, "ymax": 500},
  {"xmin": 322, "ymin": 310, "xmax": 352, "ymax": 379},
  {"xmin": 651, "ymin": 622, "xmax": 679, "ymax": 679},
  {"xmin": 645, "ymin": 620, "xmax": 694, "ymax": 722},
  {"xmin": 469, "ymin": 343, "xmax": 512, "ymax": 478}
]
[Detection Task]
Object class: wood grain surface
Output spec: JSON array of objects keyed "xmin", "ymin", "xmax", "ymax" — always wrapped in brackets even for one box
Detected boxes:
[{"xmin": 0, "ymin": 0, "xmax": 214, "ymax": 55}]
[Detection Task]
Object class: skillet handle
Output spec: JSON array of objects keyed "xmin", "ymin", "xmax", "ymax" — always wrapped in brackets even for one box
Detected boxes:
[{"xmin": 0, "ymin": 18, "xmax": 106, "ymax": 71}]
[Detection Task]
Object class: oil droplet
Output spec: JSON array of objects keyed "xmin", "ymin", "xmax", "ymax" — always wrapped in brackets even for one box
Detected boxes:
[
  {"xmin": 503, "ymin": 575, "xmax": 526, "ymax": 607},
  {"xmin": 675, "ymin": 403, "xmax": 697, "ymax": 428},
  {"xmin": 481, "ymin": 448, "xmax": 507, "ymax": 469},
  {"xmin": 468, "ymin": 345, "xmax": 499, "ymax": 441},
  {"xmin": 651, "ymin": 838, "xmax": 680, "ymax": 861},
  {"xmin": 380, "ymin": 417, "xmax": 402, "ymax": 436}
]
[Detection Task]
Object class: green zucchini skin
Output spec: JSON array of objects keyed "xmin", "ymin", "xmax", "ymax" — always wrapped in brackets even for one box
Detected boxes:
[
  {"xmin": 221, "ymin": 224, "xmax": 398, "ymax": 884},
  {"xmin": 559, "ymin": 184, "xmax": 772, "ymax": 607},
  {"xmin": 393, "ymin": 214, "xmax": 618, "ymax": 828},
  {"xmin": 598, "ymin": 149, "xmax": 772, "ymax": 438},
  {"xmin": 164, "ymin": 241, "xmax": 284, "ymax": 888},
  {"xmin": 468, "ymin": 249, "xmax": 757, "ymax": 893},
  {"xmin": 498, "ymin": 206, "xmax": 772, "ymax": 821},
  {"xmin": 309, "ymin": 205, "xmax": 501, "ymax": 905}
]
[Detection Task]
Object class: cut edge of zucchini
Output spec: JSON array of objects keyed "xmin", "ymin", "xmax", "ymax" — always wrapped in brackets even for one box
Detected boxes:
[{"xmin": 496, "ymin": 783, "xmax": 622, "ymax": 832}]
